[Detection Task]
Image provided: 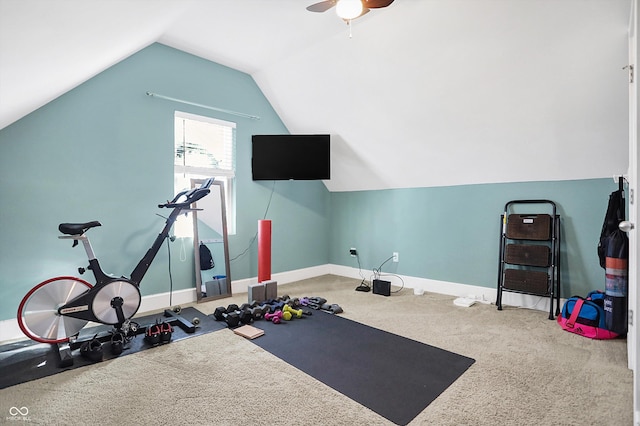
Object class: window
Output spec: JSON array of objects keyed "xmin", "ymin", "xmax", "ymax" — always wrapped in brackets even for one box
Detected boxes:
[{"xmin": 174, "ymin": 111, "xmax": 236, "ymax": 237}]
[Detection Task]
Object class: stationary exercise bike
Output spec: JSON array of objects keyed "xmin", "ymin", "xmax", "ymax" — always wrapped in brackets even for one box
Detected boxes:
[{"xmin": 16, "ymin": 178, "xmax": 214, "ymax": 360}]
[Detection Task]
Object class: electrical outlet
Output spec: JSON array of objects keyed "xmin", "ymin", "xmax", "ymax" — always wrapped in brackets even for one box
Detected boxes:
[
  {"xmin": 392, "ymin": 252, "xmax": 399, "ymax": 262},
  {"xmin": 350, "ymin": 248, "xmax": 357, "ymax": 257}
]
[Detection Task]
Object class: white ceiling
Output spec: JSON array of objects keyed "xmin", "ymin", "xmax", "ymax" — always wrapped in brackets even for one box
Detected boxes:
[{"xmin": 0, "ymin": 0, "xmax": 633, "ymax": 191}]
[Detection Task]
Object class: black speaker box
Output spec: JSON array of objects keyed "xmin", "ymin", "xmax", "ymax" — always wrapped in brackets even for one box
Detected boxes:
[{"xmin": 372, "ymin": 279, "xmax": 391, "ymax": 296}]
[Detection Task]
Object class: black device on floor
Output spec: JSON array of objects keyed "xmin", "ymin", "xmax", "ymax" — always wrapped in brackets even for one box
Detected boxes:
[{"xmin": 372, "ymin": 279, "xmax": 391, "ymax": 296}]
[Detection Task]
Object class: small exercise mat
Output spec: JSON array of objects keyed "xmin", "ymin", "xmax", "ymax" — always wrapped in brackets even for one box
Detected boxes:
[
  {"xmin": 0, "ymin": 307, "xmax": 224, "ymax": 389},
  {"xmin": 250, "ymin": 311, "xmax": 475, "ymax": 425}
]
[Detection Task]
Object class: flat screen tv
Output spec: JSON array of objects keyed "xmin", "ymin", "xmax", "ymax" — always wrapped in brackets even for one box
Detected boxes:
[{"xmin": 251, "ymin": 134, "xmax": 330, "ymax": 180}]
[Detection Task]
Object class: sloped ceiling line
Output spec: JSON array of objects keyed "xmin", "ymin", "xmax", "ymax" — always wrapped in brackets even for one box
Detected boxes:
[{"xmin": 0, "ymin": 0, "xmax": 631, "ymax": 192}]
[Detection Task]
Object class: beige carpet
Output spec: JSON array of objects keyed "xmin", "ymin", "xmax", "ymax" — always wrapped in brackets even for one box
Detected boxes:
[{"xmin": 0, "ymin": 275, "xmax": 632, "ymax": 425}]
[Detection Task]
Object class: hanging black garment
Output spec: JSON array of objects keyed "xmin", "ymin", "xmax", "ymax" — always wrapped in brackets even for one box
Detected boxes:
[
  {"xmin": 597, "ymin": 188, "xmax": 625, "ymax": 268},
  {"xmin": 199, "ymin": 243, "xmax": 214, "ymax": 270}
]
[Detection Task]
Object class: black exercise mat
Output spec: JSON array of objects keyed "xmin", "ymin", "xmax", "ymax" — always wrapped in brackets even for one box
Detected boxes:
[
  {"xmin": 250, "ymin": 311, "xmax": 475, "ymax": 425},
  {"xmin": 0, "ymin": 307, "xmax": 225, "ymax": 389}
]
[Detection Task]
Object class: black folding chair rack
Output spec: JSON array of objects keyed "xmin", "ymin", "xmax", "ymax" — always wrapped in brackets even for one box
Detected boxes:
[{"xmin": 496, "ymin": 200, "xmax": 561, "ymax": 320}]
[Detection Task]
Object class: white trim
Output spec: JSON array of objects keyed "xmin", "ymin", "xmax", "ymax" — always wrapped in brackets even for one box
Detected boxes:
[
  {"xmin": 137, "ymin": 287, "xmax": 198, "ymax": 312},
  {"xmin": 2, "ymin": 264, "xmax": 560, "ymax": 344},
  {"xmin": 174, "ymin": 165, "xmax": 235, "ymax": 178},
  {"xmin": 328, "ymin": 264, "xmax": 564, "ymax": 313},
  {"xmin": 175, "ymin": 110, "xmax": 237, "ymax": 128},
  {"xmin": 230, "ymin": 264, "xmax": 332, "ymax": 295},
  {"xmin": 629, "ymin": 3, "xmax": 639, "ymax": 424},
  {"xmin": 0, "ymin": 318, "xmax": 23, "ymax": 344},
  {"xmin": 1, "ymin": 287, "xmax": 198, "ymax": 344},
  {"xmin": 1, "ymin": 265, "xmax": 331, "ymax": 344}
]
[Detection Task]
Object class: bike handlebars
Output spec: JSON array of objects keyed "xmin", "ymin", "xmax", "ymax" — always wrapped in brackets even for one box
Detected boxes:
[{"xmin": 158, "ymin": 177, "xmax": 215, "ymax": 209}]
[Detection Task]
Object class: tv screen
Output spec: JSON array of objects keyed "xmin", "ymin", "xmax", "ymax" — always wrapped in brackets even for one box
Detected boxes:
[{"xmin": 251, "ymin": 134, "xmax": 330, "ymax": 180}]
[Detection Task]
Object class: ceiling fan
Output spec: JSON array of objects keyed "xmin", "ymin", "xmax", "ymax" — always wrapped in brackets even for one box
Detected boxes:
[{"xmin": 306, "ymin": 0, "xmax": 395, "ymax": 20}]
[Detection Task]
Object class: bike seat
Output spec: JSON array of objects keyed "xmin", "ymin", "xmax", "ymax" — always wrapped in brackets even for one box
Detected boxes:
[{"xmin": 58, "ymin": 221, "xmax": 102, "ymax": 235}]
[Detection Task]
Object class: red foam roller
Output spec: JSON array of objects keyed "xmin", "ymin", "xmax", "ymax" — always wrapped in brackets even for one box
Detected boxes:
[{"xmin": 258, "ymin": 219, "xmax": 272, "ymax": 282}]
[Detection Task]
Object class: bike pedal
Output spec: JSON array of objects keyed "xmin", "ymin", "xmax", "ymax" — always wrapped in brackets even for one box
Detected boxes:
[
  {"xmin": 160, "ymin": 322, "xmax": 173, "ymax": 343},
  {"xmin": 110, "ymin": 332, "xmax": 125, "ymax": 355},
  {"xmin": 80, "ymin": 336, "xmax": 103, "ymax": 362},
  {"xmin": 144, "ymin": 324, "xmax": 162, "ymax": 346}
]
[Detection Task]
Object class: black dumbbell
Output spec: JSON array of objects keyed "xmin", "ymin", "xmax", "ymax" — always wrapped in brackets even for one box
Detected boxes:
[
  {"xmin": 225, "ymin": 303, "xmax": 256, "ymax": 324},
  {"xmin": 286, "ymin": 297, "xmax": 301, "ymax": 307},
  {"xmin": 237, "ymin": 307, "xmax": 253, "ymax": 324},
  {"xmin": 249, "ymin": 304, "xmax": 270, "ymax": 320},
  {"xmin": 213, "ymin": 306, "xmax": 240, "ymax": 327},
  {"xmin": 239, "ymin": 302, "xmax": 259, "ymax": 312},
  {"xmin": 269, "ymin": 295, "xmax": 290, "ymax": 304},
  {"xmin": 212, "ymin": 306, "xmax": 227, "ymax": 321}
]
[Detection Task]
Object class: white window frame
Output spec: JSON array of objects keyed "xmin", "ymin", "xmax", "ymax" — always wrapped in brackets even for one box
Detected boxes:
[{"xmin": 174, "ymin": 111, "xmax": 236, "ymax": 237}]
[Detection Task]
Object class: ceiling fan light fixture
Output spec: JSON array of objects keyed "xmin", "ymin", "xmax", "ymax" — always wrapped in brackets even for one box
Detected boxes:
[{"xmin": 336, "ymin": 0, "xmax": 363, "ymax": 20}]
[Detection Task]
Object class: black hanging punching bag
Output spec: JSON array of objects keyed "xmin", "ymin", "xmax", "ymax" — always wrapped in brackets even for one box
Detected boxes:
[
  {"xmin": 603, "ymin": 228, "xmax": 628, "ymax": 335},
  {"xmin": 598, "ymin": 182, "xmax": 628, "ymax": 335}
]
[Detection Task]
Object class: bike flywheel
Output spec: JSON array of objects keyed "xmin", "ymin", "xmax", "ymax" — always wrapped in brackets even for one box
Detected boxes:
[{"xmin": 17, "ymin": 276, "xmax": 92, "ymax": 343}]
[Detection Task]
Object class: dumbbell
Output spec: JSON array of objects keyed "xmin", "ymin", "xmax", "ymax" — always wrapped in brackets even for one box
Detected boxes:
[
  {"xmin": 285, "ymin": 297, "xmax": 301, "ymax": 308},
  {"xmin": 269, "ymin": 301, "xmax": 285, "ymax": 312},
  {"xmin": 249, "ymin": 304, "xmax": 270, "ymax": 320},
  {"xmin": 212, "ymin": 306, "xmax": 227, "ymax": 321},
  {"xmin": 213, "ymin": 306, "xmax": 240, "ymax": 327},
  {"xmin": 264, "ymin": 310, "xmax": 285, "ymax": 324},
  {"xmin": 212, "ymin": 304, "xmax": 241, "ymax": 318},
  {"xmin": 283, "ymin": 304, "xmax": 303, "ymax": 319},
  {"xmin": 230, "ymin": 310, "xmax": 253, "ymax": 325},
  {"xmin": 224, "ymin": 303, "xmax": 253, "ymax": 323},
  {"xmin": 264, "ymin": 296, "xmax": 284, "ymax": 305},
  {"xmin": 239, "ymin": 301, "xmax": 260, "ymax": 312},
  {"xmin": 305, "ymin": 297, "xmax": 327, "ymax": 310},
  {"xmin": 262, "ymin": 298, "xmax": 286, "ymax": 313},
  {"xmin": 321, "ymin": 303, "xmax": 344, "ymax": 314},
  {"xmin": 235, "ymin": 305, "xmax": 255, "ymax": 325}
]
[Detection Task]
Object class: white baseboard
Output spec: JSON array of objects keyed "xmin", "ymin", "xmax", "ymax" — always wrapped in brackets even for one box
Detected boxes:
[
  {"xmin": 233, "ymin": 264, "xmax": 332, "ymax": 294},
  {"xmin": 328, "ymin": 264, "xmax": 563, "ymax": 314},
  {"xmin": 0, "ymin": 319, "xmax": 23, "ymax": 344},
  {"xmin": 1, "ymin": 264, "xmax": 560, "ymax": 343},
  {"xmin": 0, "ymin": 287, "xmax": 198, "ymax": 344},
  {"xmin": 1, "ymin": 264, "xmax": 332, "ymax": 343},
  {"xmin": 138, "ymin": 287, "xmax": 198, "ymax": 313}
]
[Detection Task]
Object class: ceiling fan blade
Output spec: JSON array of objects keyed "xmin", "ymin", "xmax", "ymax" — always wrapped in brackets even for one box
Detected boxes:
[
  {"xmin": 362, "ymin": 0, "xmax": 394, "ymax": 8},
  {"xmin": 306, "ymin": 0, "xmax": 338, "ymax": 12}
]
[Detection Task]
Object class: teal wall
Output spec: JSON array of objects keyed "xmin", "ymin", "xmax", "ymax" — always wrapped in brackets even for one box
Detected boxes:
[
  {"xmin": 0, "ymin": 43, "xmax": 330, "ymax": 322},
  {"xmin": 0, "ymin": 42, "xmax": 617, "ymax": 325},
  {"xmin": 329, "ymin": 179, "xmax": 616, "ymax": 298}
]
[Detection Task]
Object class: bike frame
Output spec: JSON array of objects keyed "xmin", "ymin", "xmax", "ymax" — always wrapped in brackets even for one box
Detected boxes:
[
  {"xmin": 66, "ymin": 204, "xmax": 187, "ymax": 287},
  {"xmin": 55, "ymin": 178, "xmax": 214, "ymax": 326}
]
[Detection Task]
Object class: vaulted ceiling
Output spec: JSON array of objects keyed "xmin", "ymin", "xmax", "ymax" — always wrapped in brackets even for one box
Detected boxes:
[{"xmin": 0, "ymin": 0, "xmax": 632, "ymax": 191}]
